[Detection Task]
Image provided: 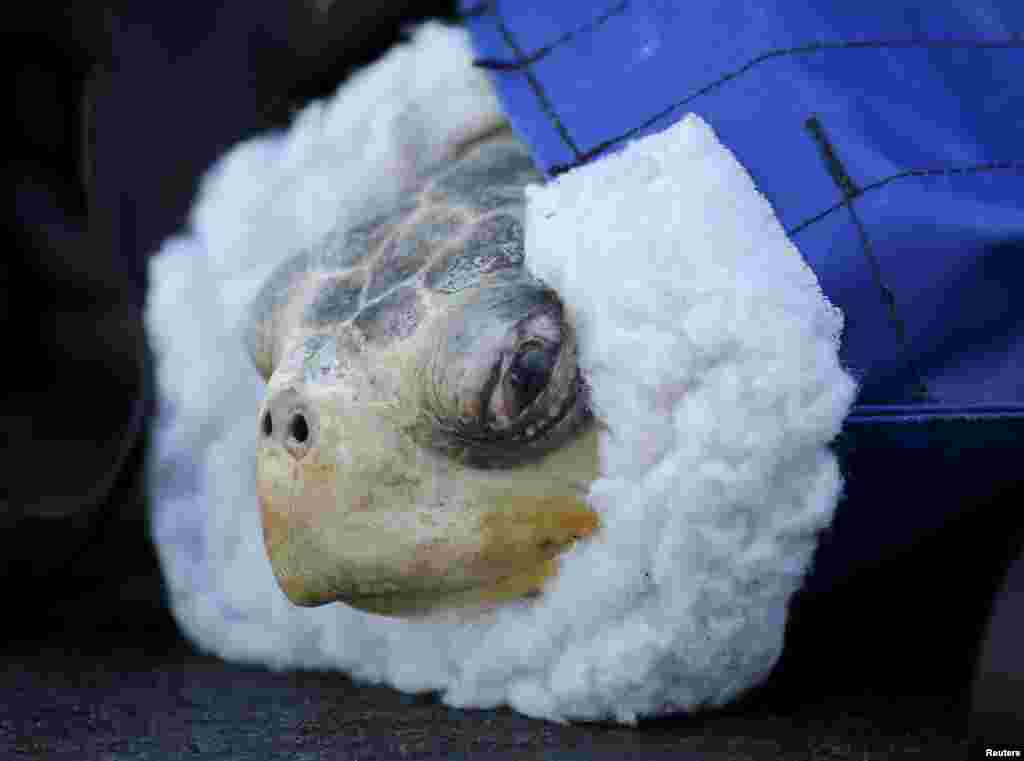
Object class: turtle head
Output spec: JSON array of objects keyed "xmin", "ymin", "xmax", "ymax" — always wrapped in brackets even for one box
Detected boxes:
[{"xmin": 255, "ymin": 275, "xmax": 601, "ymax": 617}]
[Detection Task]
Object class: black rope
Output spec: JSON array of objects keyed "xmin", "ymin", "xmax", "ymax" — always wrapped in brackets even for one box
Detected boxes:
[
  {"xmin": 490, "ymin": 3, "xmax": 583, "ymax": 159},
  {"xmin": 458, "ymin": 1, "xmax": 493, "ymax": 20},
  {"xmin": 547, "ymin": 35, "xmax": 1024, "ymax": 175},
  {"xmin": 804, "ymin": 116, "xmax": 932, "ymax": 401},
  {"xmin": 474, "ymin": 0, "xmax": 629, "ymax": 70},
  {"xmin": 788, "ymin": 160, "xmax": 1024, "ymax": 236}
]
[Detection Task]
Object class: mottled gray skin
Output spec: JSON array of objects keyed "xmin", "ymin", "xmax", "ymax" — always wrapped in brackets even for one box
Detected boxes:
[
  {"xmin": 245, "ymin": 130, "xmax": 593, "ymax": 470},
  {"xmin": 245, "ymin": 134, "xmax": 543, "ymax": 378}
]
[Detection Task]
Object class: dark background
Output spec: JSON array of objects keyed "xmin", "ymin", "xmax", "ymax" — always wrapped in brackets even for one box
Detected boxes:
[{"xmin": 6, "ymin": 1, "xmax": 1021, "ymax": 758}]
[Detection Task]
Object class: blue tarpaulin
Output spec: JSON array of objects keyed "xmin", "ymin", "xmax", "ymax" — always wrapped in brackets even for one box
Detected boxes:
[
  {"xmin": 460, "ymin": 1, "xmax": 1023, "ymax": 586},
  {"xmin": 461, "ymin": 0, "xmax": 1024, "ymax": 423}
]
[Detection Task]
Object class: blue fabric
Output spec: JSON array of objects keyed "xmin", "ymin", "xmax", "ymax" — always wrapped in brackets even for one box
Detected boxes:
[
  {"xmin": 460, "ymin": 1, "xmax": 1024, "ymax": 588},
  {"xmin": 460, "ymin": 0, "xmax": 1024, "ymax": 422}
]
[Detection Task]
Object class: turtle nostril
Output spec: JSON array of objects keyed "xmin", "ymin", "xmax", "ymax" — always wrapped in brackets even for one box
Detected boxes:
[
  {"xmin": 264, "ymin": 389, "xmax": 315, "ymax": 459},
  {"xmin": 290, "ymin": 413, "xmax": 309, "ymax": 444}
]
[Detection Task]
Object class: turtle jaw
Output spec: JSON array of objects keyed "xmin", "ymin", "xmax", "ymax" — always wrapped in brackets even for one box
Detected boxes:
[{"xmin": 255, "ymin": 379, "xmax": 603, "ymax": 617}]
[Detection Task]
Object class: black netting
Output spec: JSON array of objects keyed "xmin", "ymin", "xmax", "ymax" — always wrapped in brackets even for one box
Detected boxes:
[{"xmin": 460, "ymin": 0, "xmax": 1024, "ymax": 409}]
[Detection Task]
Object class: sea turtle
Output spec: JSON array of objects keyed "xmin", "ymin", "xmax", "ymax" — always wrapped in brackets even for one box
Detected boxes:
[{"xmin": 247, "ymin": 125, "xmax": 602, "ymax": 617}]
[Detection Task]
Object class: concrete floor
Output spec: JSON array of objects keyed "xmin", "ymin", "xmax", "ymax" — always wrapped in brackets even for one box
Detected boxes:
[
  {"xmin": 2, "ymin": 450, "xmax": 1007, "ymax": 761},
  {"xmin": 1, "ymin": 636, "xmax": 967, "ymax": 761}
]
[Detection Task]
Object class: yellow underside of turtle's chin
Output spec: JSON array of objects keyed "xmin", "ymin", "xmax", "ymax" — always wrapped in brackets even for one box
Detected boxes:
[
  {"xmin": 266, "ymin": 488, "xmax": 601, "ymax": 618},
  {"xmin": 337, "ymin": 492, "xmax": 602, "ymax": 618},
  {"xmin": 258, "ymin": 409, "xmax": 603, "ymax": 619},
  {"xmin": 338, "ymin": 556, "xmax": 561, "ymax": 618}
]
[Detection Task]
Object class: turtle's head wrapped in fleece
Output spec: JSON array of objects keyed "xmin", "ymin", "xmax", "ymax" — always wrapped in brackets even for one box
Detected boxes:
[{"xmin": 146, "ymin": 22, "xmax": 855, "ymax": 723}]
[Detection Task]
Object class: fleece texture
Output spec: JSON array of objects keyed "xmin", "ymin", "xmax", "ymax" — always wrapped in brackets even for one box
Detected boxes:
[{"xmin": 145, "ymin": 22, "xmax": 856, "ymax": 723}]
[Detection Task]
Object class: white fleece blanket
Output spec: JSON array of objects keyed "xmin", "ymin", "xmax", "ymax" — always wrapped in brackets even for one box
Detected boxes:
[{"xmin": 145, "ymin": 22, "xmax": 856, "ymax": 723}]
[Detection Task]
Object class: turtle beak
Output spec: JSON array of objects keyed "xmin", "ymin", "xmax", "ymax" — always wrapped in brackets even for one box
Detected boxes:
[
  {"xmin": 255, "ymin": 379, "xmax": 602, "ymax": 617},
  {"xmin": 256, "ymin": 384, "xmax": 334, "ymax": 607}
]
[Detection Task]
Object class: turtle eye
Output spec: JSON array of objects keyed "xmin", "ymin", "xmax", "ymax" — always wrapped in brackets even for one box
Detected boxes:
[{"xmin": 505, "ymin": 341, "xmax": 558, "ymax": 416}]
